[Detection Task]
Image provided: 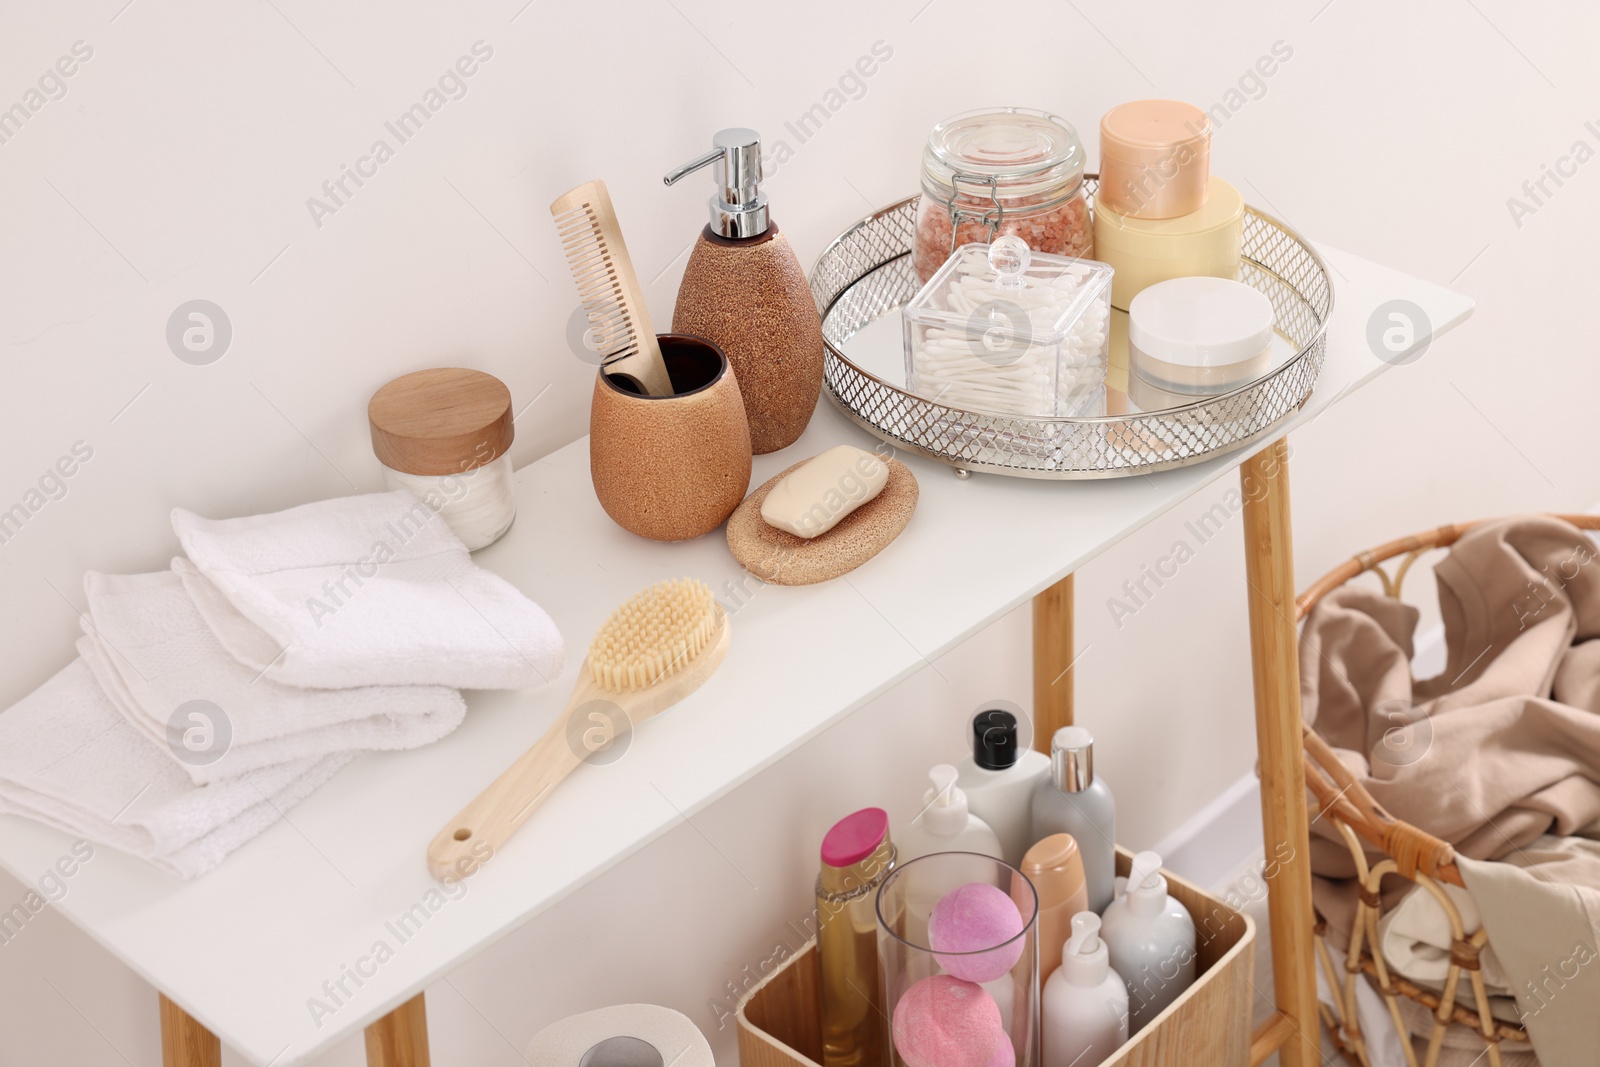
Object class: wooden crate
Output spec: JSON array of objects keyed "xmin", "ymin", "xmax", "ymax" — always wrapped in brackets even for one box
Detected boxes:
[{"xmin": 737, "ymin": 848, "xmax": 1256, "ymax": 1067}]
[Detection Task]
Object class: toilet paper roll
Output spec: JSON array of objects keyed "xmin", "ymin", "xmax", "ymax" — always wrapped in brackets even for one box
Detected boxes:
[{"xmin": 526, "ymin": 1004, "xmax": 715, "ymax": 1067}]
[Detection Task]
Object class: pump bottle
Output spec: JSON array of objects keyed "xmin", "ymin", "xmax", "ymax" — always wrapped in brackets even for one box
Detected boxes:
[
  {"xmin": 897, "ymin": 764, "xmax": 1004, "ymax": 864},
  {"xmin": 1099, "ymin": 850, "xmax": 1196, "ymax": 1033},
  {"xmin": 664, "ymin": 129, "xmax": 824, "ymax": 454},
  {"xmin": 1041, "ymin": 912, "xmax": 1129, "ymax": 1067}
]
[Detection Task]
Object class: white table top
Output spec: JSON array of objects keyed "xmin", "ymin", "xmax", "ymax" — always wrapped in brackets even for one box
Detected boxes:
[{"xmin": 0, "ymin": 244, "xmax": 1472, "ymax": 1066}]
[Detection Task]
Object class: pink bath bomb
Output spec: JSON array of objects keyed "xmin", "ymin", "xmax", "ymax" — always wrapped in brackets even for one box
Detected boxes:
[
  {"xmin": 928, "ymin": 882, "xmax": 1026, "ymax": 982},
  {"xmin": 986, "ymin": 1031, "xmax": 1015, "ymax": 1067},
  {"xmin": 891, "ymin": 974, "xmax": 1002, "ymax": 1067}
]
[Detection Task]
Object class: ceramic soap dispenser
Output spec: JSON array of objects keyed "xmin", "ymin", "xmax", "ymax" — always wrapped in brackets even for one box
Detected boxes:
[{"xmin": 664, "ymin": 129, "xmax": 824, "ymax": 454}]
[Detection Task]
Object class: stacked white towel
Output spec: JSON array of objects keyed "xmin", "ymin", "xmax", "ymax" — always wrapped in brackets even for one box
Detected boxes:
[
  {"xmin": 172, "ymin": 491, "xmax": 564, "ymax": 690},
  {"xmin": 0, "ymin": 660, "xmax": 352, "ymax": 880},
  {"xmin": 0, "ymin": 490, "xmax": 566, "ymax": 879},
  {"xmin": 78, "ymin": 570, "xmax": 466, "ymax": 785}
]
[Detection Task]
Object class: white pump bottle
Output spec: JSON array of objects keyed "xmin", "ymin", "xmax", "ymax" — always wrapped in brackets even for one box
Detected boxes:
[
  {"xmin": 1041, "ymin": 912, "xmax": 1129, "ymax": 1067},
  {"xmin": 897, "ymin": 764, "xmax": 1003, "ymax": 864},
  {"xmin": 1099, "ymin": 850, "xmax": 1196, "ymax": 1033}
]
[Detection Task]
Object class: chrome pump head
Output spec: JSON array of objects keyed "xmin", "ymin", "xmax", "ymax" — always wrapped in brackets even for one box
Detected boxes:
[{"xmin": 663, "ymin": 128, "xmax": 769, "ymax": 239}]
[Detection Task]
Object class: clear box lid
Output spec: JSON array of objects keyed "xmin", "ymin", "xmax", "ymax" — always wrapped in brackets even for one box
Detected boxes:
[
  {"xmin": 905, "ymin": 237, "xmax": 1113, "ymax": 349},
  {"xmin": 903, "ymin": 237, "xmax": 1113, "ymax": 419}
]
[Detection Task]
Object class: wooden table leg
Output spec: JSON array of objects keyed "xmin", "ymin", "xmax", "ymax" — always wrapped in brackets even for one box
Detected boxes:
[
  {"xmin": 1031, "ymin": 573, "xmax": 1075, "ymax": 753},
  {"xmin": 1240, "ymin": 438, "xmax": 1319, "ymax": 1067},
  {"xmin": 160, "ymin": 994, "xmax": 220, "ymax": 1067},
  {"xmin": 366, "ymin": 993, "xmax": 432, "ymax": 1067}
]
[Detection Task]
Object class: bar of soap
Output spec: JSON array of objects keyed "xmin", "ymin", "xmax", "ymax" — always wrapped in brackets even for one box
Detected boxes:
[{"xmin": 760, "ymin": 445, "xmax": 888, "ymax": 538}]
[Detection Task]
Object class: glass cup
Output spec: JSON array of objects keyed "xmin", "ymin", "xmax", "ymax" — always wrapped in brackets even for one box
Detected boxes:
[{"xmin": 876, "ymin": 852, "xmax": 1040, "ymax": 1067}]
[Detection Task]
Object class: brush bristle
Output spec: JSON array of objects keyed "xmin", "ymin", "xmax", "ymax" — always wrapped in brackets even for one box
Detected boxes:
[{"xmin": 588, "ymin": 579, "xmax": 720, "ymax": 691}]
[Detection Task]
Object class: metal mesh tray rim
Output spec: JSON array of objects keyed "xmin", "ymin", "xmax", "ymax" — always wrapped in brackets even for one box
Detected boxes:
[{"xmin": 809, "ymin": 188, "xmax": 1335, "ymax": 479}]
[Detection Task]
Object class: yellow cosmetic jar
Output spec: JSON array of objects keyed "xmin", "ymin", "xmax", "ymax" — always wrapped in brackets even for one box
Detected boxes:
[{"xmin": 1093, "ymin": 177, "xmax": 1244, "ymax": 310}]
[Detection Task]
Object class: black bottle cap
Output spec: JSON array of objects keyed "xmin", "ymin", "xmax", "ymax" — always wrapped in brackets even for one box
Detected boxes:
[{"xmin": 972, "ymin": 709, "xmax": 1019, "ymax": 770}]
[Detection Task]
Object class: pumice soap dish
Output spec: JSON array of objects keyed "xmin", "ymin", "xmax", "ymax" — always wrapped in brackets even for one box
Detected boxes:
[{"xmin": 726, "ymin": 448, "xmax": 918, "ymax": 585}]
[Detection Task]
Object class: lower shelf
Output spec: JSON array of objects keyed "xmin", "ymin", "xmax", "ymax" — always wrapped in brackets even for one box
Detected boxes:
[{"xmin": 737, "ymin": 847, "xmax": 1257, "ymax": 1067}]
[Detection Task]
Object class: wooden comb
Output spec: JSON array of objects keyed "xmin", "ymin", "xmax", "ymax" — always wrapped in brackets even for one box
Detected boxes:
[{"xmin": 550, "ymin": 180, "xmax": 674, "ymax": 398}]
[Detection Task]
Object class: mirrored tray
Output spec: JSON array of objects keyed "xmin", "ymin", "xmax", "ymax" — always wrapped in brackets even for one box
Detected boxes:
[{"xmin": 809, "ymin": 183, "xmax": 1334, "ymax": 478}]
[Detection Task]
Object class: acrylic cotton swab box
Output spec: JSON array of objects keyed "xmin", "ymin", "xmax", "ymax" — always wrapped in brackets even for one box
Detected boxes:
[{"xmin": 902, "ymin": 236, "xmax": 1113, "ymax": 419}]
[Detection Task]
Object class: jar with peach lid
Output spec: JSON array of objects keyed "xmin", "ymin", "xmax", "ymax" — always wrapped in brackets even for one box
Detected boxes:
[{"xmin": 914, "ymin": 107, "xmax": 1093, "ymax": 284}]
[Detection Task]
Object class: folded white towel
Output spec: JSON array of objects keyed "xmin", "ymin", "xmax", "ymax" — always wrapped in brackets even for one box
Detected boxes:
[
  {"xmin": 0, "ymin": 659, "xmax": 351, "ymax": 880},
  {"xmin": 1377, "ymin": 880, "xmax": 1512, "ymax": 996},
  {"xmin": 171, "ymin": 491, "xmax": 564, "ymax": 690},
  {"xmin": 77, "ymin": 569, "xmax": 467, "ymax": 785}
]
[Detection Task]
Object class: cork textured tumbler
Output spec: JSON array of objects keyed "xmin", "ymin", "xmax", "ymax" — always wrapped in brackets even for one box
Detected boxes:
[
  {"xmin": 665, "ymin": 129, "xmax": 825, "ymax": 455},
  {"xmin": 589, "ymin": 334, "xmax": 752, "ymax": 542}
]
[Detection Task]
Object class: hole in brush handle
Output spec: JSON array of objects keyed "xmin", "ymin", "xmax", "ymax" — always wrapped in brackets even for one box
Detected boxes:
[{"xmin": 453, "ymin": 828, "xmax": 472, "ymax": 842}]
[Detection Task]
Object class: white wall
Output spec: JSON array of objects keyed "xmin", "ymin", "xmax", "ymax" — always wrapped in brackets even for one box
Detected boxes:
[{"xmin": 0, "ymin": 0, "xmax": 1594, "ymax": 1063}]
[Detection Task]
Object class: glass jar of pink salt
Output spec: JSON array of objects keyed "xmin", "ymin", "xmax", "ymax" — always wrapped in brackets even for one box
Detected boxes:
[{"xmin": 914, "ymin": 107, "xmax": 1092, "ymax": 284}]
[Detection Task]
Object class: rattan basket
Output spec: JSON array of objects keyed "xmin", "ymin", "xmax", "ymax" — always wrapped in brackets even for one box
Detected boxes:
[{"xmin": 1297, "ymin": 514, "xmax": 1600, "ymax": 1067}]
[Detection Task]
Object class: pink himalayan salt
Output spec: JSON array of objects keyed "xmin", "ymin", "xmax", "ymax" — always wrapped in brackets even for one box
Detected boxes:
[{"xmin": 914, "ymin": 194, "xmax": 1092, "ymax": 283}]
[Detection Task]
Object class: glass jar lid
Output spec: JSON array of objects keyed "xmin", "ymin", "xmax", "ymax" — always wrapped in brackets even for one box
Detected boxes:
[{"xmin": 922, "ymin": 107, "xmax": 1086, "ymax": 208}]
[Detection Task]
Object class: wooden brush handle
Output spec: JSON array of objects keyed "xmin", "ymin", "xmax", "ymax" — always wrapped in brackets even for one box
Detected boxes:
[
  {"xmin": 426, "ymin": 615, "xmax": 729, "ymax": 879},
  {"xmin": 426, "ymin": 691, "xmax": 597, "ymax": 879}
]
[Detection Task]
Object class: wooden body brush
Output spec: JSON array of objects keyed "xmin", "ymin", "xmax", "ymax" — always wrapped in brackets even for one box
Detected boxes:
[
  {"xmin": 427, "ymin": 579, "xmax": 729, "ymax": 878},
  {"xmin": 551, "ymin": 179, "xmax": 675, "ymax": 398}
]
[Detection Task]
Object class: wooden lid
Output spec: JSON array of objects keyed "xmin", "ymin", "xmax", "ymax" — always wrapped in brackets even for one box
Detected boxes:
[{"xmin": 368, "ymin": 368, "xmax": 514, "ymax": 475}]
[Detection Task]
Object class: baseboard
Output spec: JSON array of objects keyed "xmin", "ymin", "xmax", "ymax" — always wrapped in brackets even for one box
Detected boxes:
[{"xmin": 1153, "ymin": 772, "xmax": 1263, "ymax": 892}]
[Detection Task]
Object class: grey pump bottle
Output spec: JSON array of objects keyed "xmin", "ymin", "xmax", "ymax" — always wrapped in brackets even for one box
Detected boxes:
[{"xmin": 1031, "ymin": 726, "xmax": 1116, "ymax": 913}]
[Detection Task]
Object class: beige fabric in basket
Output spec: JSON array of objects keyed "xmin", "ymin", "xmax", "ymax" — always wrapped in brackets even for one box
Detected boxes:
[
  {"xmin": 1459, "ymin": 838, "xmax": 1600, "ymax": 1067},
  {"xmin": 1301, "ymin": 516, "xmax": 1600, "ymax": 1066},
  {"xmin": 1377, "ymin": 878, "xmax": 1512, "ymax": 995},
  {"xmin": 1302, "ymin": 517, "xmax": 1600, "ymax": 869},
  {"xmin": 1395, "ymin": 998, "xmax": 1538, "ymax": 1067}
]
